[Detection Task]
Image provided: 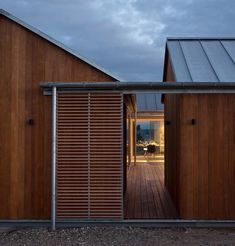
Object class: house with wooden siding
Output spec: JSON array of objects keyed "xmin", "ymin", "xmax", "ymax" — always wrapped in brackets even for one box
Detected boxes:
[
  {"xmin": 163, "ymin": 38, "xmax": 235, "ymax": 219},
  {"xmin": 0, "ymin": 9, "xmax": 119, "ymax": 220},
  {"xmin": 0, "ymin": 10, "xmax": 235, "ymax": 229}
]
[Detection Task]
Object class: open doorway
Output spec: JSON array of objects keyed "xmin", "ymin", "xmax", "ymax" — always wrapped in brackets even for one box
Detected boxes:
[
  {"xmin": 124, "ymin": 93, "xmax": 178, "ymax": 219},
  {"xmin": 136, "ymin": 119, "xmax": 164, "ymax": 163}
]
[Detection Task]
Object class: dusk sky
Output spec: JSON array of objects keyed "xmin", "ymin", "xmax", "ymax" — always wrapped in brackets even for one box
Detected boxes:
[{"xmin": 0, "ymin": 0, "xmax": 234, "ymax": 81}]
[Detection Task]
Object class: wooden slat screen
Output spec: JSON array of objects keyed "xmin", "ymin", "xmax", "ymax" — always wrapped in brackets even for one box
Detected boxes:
[
  {"xmin": 57, "ymin": 93, "xmax": 89, "ymax": 218},
  {"xmin": 90, "ymin": 93, "xmax": 123, "ymax": 218},
  {"xmin": 57, "ymin": 92, "xmax": 123, "ymax": 219}
]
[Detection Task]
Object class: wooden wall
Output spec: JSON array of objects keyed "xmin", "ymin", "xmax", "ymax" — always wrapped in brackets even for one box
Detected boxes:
[
  {"xmin": 164, "ymin": 54, "xmax": 179, "ymax": 210},
  {"xmin": 0, "ymin": 15, "xmax": 115, "ymax": 219},
  {"xmin": 123, "ymin": 95, "xmax": 136, "ymax": 194},
  {"xmin": 164, "ymin": 94, "xmax": 179, "ymax": 211},
  {"xmin": 178, "ymin": 94, "xmax": 235, "ymax": 219},
  {"xmin": 164, "ymin": 52, "xmax": 235, "ymax": 219}
]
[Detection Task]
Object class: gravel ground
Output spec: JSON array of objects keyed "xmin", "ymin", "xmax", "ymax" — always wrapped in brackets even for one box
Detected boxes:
[{"xmin": 0, "ymin": 227, "xmax": 235, "ymax": 245}]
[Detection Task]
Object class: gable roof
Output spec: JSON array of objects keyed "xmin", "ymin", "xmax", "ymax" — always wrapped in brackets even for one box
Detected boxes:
[
  {"xmin": 0, "ymin": 9, "xmax": 120, "ymax": 81},
  {"xmin": 165, "ymin": 37, "xmax": 235, "ymax": 82}
]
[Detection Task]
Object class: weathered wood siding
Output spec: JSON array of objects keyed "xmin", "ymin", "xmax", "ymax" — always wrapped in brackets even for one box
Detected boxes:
[{"xmin": 0, "ymin": 15, "xmax": 115, "ymax": 219}]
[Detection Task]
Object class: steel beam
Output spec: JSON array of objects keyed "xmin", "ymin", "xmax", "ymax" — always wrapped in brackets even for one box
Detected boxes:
[{"xmin": 41, "ymin": 82, "xmax": 235, "ymax": 95}]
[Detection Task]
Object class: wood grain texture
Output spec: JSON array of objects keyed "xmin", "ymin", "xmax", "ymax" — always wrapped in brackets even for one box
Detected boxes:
[
  {"xmin": 0, "ymin": 16, "xmax": 115, "ymax": 219},
  {"xmin": 165, "ymin": 93, "xmax": 235, "ymax": 219},
  {"xmin": 164, "ymin": 56, "xmax": 235, "ymax": 219},
  {"xmin": 164, "ymin": 57, "xmax": 180, "ymax": 211},
  {"xmin": 178, "ymin": 94, "xmax": 235, "ymax": 219},
  {"xmin": 57, "ymin": 93, "xmax": 123, "ymax": 219},
  {"xmin": 125, "ymin": 162, "xmax": 178, "ymax": 219}
]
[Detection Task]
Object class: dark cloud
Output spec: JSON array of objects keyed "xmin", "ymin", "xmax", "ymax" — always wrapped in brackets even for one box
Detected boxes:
[{"xmin": 0, "ymin": 0, "xmax": 235, "ymax": 81}]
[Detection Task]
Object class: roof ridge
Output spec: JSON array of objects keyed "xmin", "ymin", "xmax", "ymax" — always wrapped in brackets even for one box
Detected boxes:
[{"xmin": 0, "ymin": 9, "xmax": 121, "ymax": 81}]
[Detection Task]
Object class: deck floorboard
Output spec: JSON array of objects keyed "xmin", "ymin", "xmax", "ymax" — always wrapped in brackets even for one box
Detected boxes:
[{"xmin": 124, "ymin": 162, "xmax": 178, "ymax": 219}]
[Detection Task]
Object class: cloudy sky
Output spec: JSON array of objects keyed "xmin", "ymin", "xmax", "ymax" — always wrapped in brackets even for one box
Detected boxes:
[{"xmin": 0, "ymin": 0, "xmax": 234, "ymax": 81}]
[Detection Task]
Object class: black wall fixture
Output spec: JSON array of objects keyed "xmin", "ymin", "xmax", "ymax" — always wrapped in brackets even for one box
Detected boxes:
[
  {"xmin": 165, "ymin": 120, "xmax": 171, "ymax": 126},
  {"xmin": 27, "ymin": 118, "xmax": 34, "ymax": 126},
  {"xmin": 191, "ymin": 119, "xmax": 196, "ymax": 125}
]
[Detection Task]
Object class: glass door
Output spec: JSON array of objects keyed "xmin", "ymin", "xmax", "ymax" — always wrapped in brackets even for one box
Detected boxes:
[{"xmin": 136, "ymin": 120, "xmax": 164, "ymax": 161}]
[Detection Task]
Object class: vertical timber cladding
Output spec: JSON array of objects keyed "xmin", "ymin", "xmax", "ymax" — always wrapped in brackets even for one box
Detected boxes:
[{"xmin": 57, "ymin": 92, "xmax": 123, "ymax": 219}]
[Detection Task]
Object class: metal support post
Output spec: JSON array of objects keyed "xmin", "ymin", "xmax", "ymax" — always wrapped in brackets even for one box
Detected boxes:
[{"xmin": 51, "ymin": 86, "xmax": 57, "ymax": 231}]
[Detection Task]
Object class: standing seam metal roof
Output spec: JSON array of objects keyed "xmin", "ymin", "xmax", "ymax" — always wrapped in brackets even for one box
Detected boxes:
[
  {"xmin": 136, "ymin": 93, "xmax": 163, "ymax": 112},
  {"xmin": 0, "ymin": 9, "xmax": 121, "ymax": 81},
  {"xmin": 167, "ymin": 38, "xmax": 235, "ymax": 82}
]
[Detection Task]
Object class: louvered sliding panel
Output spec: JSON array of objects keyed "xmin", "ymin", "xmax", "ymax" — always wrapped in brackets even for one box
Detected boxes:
[
  {"xmin": 57, "ymin": 93, "xmax": 89, "ymax": 218},
  {"xmin": 57, "ymin": 92, "xmax": 123, "ymax": 220},
  {"xmin": 90, "ymin": 93, "xmax": 123, "ymax": 219}
]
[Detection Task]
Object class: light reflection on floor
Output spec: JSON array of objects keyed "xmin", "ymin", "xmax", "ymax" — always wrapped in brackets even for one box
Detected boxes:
[{"xmin": 133, "ymin": 155, "xmax": 164, "ymax": 163}]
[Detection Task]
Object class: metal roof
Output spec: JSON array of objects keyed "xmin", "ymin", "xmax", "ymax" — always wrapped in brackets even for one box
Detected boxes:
[
  {"xmin": 136, "ymin": 93, "xmax": 163, "ymax": 112},
  {"xmin": 0, "ymin": 9, "xmax": 120, "ymax": 81},
  {"xmin": 167, "ymin": 38, "xmax": 235, "ymax": 82}
]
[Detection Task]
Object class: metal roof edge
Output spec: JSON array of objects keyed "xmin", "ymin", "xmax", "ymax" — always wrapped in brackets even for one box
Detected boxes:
[
  {"xmin": 164, "ymin": 42, "xmax": 179, "ymax": 82},
  {"xmin": 162, "ymin": 41, "xmax": 169, "ymax": 82},
  {"xmin": 167, "ymin": 37, "xmax": 235, "ymax": 41},
  {"xmin": 40, "ymin": 81, "xmax": 235, "ymax": 88},
  {"xmin": 0, "ymin": 9, "xmax": 122, "ymax": 81},
  {"xmin": 40, "ymin": 81, "xmax": 235, "ymax": 95}
]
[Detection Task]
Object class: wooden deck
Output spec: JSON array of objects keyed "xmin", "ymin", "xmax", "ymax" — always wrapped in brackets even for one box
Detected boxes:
[{"xmin": 124, "ymin": 162, "xmax": 178, "ymax": 219}]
